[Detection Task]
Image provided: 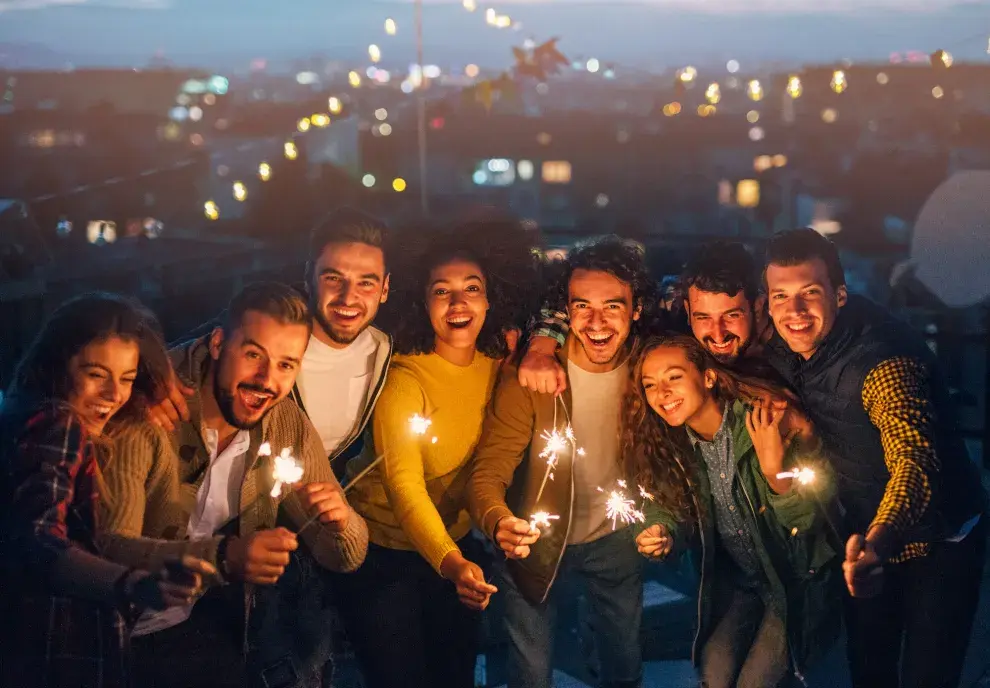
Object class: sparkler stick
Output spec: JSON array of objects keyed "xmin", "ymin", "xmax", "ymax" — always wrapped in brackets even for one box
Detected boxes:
[
  {"xmin": 526, "ymin": 397, "xmax": 581, "ymax": 534},
  {"xmin": 298, "ymin": 412, "xmax": 435, "ymax": 532}
]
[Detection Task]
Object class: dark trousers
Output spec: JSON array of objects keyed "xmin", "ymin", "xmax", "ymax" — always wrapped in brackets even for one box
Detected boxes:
[
  {"xmin": 131, "ymin": 591, "xmax": 246, "ymax": 688},
  {"xmin": 331, "ymin": 537, "xmax": 485, "ymax": 688},
  {"xmin": 843, "ymin": 517, "xmax": 986, "ymax": 688}
]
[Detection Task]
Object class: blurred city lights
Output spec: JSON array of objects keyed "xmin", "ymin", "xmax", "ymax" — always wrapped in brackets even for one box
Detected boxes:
[
  {"xmin": 349, "ymin": 71, "xmax": 362, "ymax": 88},
  {"xmin": 877, "ymin": 72, "xmax": 890, "ymax": 85},
  {"xmin": 258, "ymin": 162, "xmax": 272, "ymax": 181},
  {"xmin": 747, "ymin": 110, "xmax": 760, "ymax": 123},
  {"xmin": 328, "ymin": 96, "xmax": 343, "ymax": 114},
  {"xmin": 204, "ymin": 200, "xmax": 219, "ymax": 220},
  {"xmin": 385, "ymin": 18, "xmax": 397, "ymax": 35},
  {"xmin": 379, "ymin": 123, "xmax": 393, "ymax": 136},
  {"xmin": 748, "ymin": 126, "xmax": 765, "ymax": 141},
  {"xmin": 595, "ymin": 193, "xmax": 609, "ymax": 208},
  {"xmin": 586, "ymin": 58, "xmax": 600, "ymax": 73},
  {"xmin": 465, "ymin": 64, "xmax": 480, "ymax": 78},
  {"xmin": 463, "ymin": 0, "xmax": 476, "ymax": 9},
  {"xmin": 932, "ymin": 86, "xmax": 945, "ymax": 99},
  {"xmin": 747, "ymin": 80, "xmax": 763, "ymax": 101},
  {"xmin": 362, "ymin": 174, "xmax": 376, "ymax": 188},
  {"xmin": 786, "ymin": 75, "xmax": 803, "ymax": 99},
  {"xmin": 830, "ymin": 70, "xmax": 848, "ymax": 94},
  {"xmin": 393, "ymin": 177, "xmax": 407, "ymax": 192},
  {"xmin": 297, "ymin": 117, "xmax": 311, "ymax": 132},
  {"xmin": 518, "ymin": 160, "xmax": 534, "ymax": 180},
  {"xmin": 375, "ymin": 108, "xmax": 388, "ymax": 121},
  {"xmin": 232, "ymin": 181, "xmax": 247, "ymax": 202},
  {"xmin": 369, "ymin": 44, "xmax": 381, "ymax": 63},
  {"xmin": 821, "ymin": 108, "xmax": 838, "ymax": 123},
  {"xmin": 726, "ymin": 60, "xmax": 740, "ymax": 73},
  {"xmin": 311, "ymin": 113, "xmax": 330, "ymax": 128},
  {"xmin": 737, "ymin": 180, "xmax": 760, "ymax": 208},
  {"xmin": 679, "ymin": 66, "xmax": 698, "ymax": 83},
  {"xmin": 284, "ymin": 141, "xmax": 299, "ymax": 160},
  {"xmin": 705, "ymin": 82, "xmax": 721, "ymax": 104}
]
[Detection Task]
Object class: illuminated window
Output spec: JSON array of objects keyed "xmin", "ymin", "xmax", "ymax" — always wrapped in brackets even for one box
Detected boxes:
[
  {"xmin": 86, "ymin": 221, "xmax": 117, "ymax": 245},
  {"xmin": 542, "ymin": 161, "xmax": 572, "ymax": 184},
  {"xmin": 473, "ymin": 159, "xmax": 515, "ymax": 187}
]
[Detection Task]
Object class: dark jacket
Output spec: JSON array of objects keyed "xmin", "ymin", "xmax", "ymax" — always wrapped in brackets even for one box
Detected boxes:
[
  {"xmin": 766, "ymin": 295, "xmax": 987, "ymax": 542},
  {"xmin": 645, "ymin": 401, "xmax": 842, "ymax": 676}
]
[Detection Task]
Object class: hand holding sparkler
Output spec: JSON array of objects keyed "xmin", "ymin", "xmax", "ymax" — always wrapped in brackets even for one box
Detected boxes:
[
  {"xmin": 635, "ymin": 523, "xmax": 673, "ymax": 560},
  {"xmin": 494, "ymin": 515, "xmax": 541, "ymax": 559},
  {"xmin": 222, "ymin": 528, "xmax": 298, "ymax": 586},
  {"xmin": 776, "ymin": 467, "xmax": 817, "ymax": 486},
  {"xmin": 296, "ymin": 483, "xmax": 351, "ymax": 532},
  {"xmin": 843, "ymin": 533, "xmax": 885, "ymax": 598},
  {"xmin": 440, "ymin": 551, "xmax": 499, "ymax": 611}
]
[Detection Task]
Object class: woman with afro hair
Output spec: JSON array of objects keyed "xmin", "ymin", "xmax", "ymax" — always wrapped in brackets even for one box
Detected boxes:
[{"xmin": 334, "ymin": 212, "xmax": 545, "ymax": 688}]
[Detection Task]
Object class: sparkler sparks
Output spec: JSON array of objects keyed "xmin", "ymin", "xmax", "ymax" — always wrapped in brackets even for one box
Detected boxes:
[
  {"xmin": 269, "ymin": 447, "xmax": 304, "ymax": 498},
  {"xmin": 600, "ymin": 480, "xmax": 649, "ymax": 530},
  {"xmin": 529, "ymin": 511, "xmax": 560, "ymax": 531},
  {"xmin": 776, "ymin": 467, "xmax": 817, "ymax": 485},
  {"xmin": 409, "ymin": 413, "xmax": 432, "ymax": 435}
]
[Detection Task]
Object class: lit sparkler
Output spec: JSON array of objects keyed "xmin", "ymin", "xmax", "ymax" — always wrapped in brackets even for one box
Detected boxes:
[
  {"xmin": 529, "ymin": 511, "xmax": 560, "ymax": 531},
  {"xmin": 599, "ymin": 480, "xmax": 649, "ymax": 530},
  {"xmin": 410, "ymin": 413, "xmax": 432, "ymax": 435},
  {"xmin": 270, "ymin": 446, "xmax": 304, "ymax": 498},
  {"xmin": 776, "ymin": 466, "xmax": 816, "ymax": 486}
]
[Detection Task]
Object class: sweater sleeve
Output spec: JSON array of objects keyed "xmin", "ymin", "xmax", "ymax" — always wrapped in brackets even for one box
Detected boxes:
[
  {"xmin": 468, "ymin": 364, "xmax": 537, "ymax": 539},
  {"xmin": 372, "ymin": 370, "xmax": 459, "ymax": 574},
  {"xmin": 281, "ymin": 408, "xmax": 368, "ymax": 573},
  {"xmin": 99, "ymin": 425, "xmax": 222, "ymax": 571}
]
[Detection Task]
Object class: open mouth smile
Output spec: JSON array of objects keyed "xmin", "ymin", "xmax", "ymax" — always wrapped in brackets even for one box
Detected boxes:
[
  {"xmin": 446, "ymin": 314, "xmax": 473, "ymax": 330},
  {"xmin": 239, "ymin": 388, "xmax": 274, "ymax": 411}
]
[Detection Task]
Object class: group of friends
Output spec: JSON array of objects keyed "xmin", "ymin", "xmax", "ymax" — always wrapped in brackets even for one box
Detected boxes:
[{"xmin": 0, "ymin": 207, "xmax": 986, "ymax": 688}]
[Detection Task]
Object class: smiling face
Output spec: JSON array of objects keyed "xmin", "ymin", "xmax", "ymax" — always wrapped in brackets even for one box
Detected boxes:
[
  {"xmin": 685, "ymin": 286, "xmax": 762, "ymax": 363},
  {"xmin": 567, "ymin": 268, "xmax": 640, "ymax": 372},
  {"xmin": 208, "ymin": 311, "xmax": 309, "ymax": 429},
  {"xmin": 766, "ymin": 258, "xmax": 847, "ymax": 360},
  {"xmin": 426, "ymin": 258, "xmax": 489, "ymax": 364},
  {"xmin": 66, "ymin": 336, "xmax": 140, "ymax": 435},
  {"xmin": 310, "ymin": 241, "xmax": 389, "ymax": 348},
  {"xmin": 640, "ymin": 344, "xmax": 717, "ymax": 429}
]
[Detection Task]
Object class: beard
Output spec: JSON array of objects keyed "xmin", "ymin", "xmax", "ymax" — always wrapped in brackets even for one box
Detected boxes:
[
  {"xmin": 312, "ymin": 302, "xmax": 369, "ymax": 346},
  {"xmin": 213, "ymin": 374, "xmax": 270, "ymax": 430}
]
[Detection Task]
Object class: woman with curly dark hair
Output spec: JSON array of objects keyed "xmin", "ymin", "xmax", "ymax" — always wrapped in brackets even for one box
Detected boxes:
[
  {"xmin": 337, "ymin": 215, "xmax": 542, "ymax": 688},
  {"xmin": 0, "ymin": 292, "xmax": 214, "ymax": 688},
  {"xmin": 624, "ymin": 334, "xmax": 841, "ymax": 688}
]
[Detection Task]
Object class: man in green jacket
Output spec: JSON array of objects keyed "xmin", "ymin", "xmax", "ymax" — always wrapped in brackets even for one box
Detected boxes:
[{"xmin": 468, "ymin": 236, "xmax": 656, "ymax": 688}]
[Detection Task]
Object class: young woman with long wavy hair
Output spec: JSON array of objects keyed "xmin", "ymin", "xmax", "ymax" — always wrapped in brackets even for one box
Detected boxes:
[{"xmin": 622, "ymin": 334, "xmax": 841, "ymax": 688}]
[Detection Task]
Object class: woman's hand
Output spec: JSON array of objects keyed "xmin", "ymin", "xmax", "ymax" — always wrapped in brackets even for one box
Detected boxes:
[
  {"xmin": 440, "ymin": 551, "xmax": 499, "ymax": 611},
  {"xmin": 636, "ymin": 524, "xmax": 673, "ymax": 559},
  {"xmin": 746, "ymin": 404, "xmax": 794, "ymax": 492}
]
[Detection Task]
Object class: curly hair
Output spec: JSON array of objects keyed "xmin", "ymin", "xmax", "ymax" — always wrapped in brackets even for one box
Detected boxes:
[
  {"xmin": 621, "ymin": 334, "xmax": 802, "ymax": 525},
  {"xmin": 6, "ymin": 292, "xmax": 172, "ymax": 435},
  {"xmin": 546, "ymin": 234, "xmax": 662, "ymax": 335},
  {"xmin": 383, "ymin": 213, "xmax": 543, "ymax": 359}
]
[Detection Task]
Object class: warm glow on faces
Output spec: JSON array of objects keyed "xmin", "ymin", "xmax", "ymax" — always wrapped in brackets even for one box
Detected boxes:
[
  {"xmin": 67, "ymin": 336, "xmax": 139, "ymax": 435},
  {"xmin": 640, "ymin": 345, "xmax": 717, "ymax": 429},
  {"xmin": 311, "ymin": 242, "xmax": 389, "ymax": 348},
  {"xmin": 426, "ymin": 259, "xmax": 489, "ymax": 364},
  {"xmin": 209, "ymin": 312, "xmax": 309, "ymax": 429},
  {"xmin": 766, "ymin": 259, "xmax": 847, "ymax": 360},
  {"xmin": 685, "ymin": 286, "xmax": 761, "ymax": 363},
  {"xmin": 567, "ymin": 269, "xmax": 640, "ymax": 372}
]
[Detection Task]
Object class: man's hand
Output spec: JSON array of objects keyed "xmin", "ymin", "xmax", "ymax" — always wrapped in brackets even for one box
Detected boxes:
[
  {"xmin": 494, "ymin": 516, "xmax": 541, "ymax": 559},
  {"xmin": 147, "ymin": 369, "xmax": 193, "ymax": 432},
  {"xmin": 518, "ymin": 336, "xmax": 567, "ymax": 396},
  {"xmin": 224, "ymin": 528, "xmax": 298, "ymax": 585},
  {"xmin": 636, "ymin": 524, "xmax": 673, "ymax": 559},
  {"xmin": 843, "ymin": 533, "xmax": 885, "ymax": 598},
  {"xmin": 440, "ymin": 551, "xmax": 499, "ymax": 611},
  {"xmin": 296, "ymin": 483, "xmax": 351, "ymax": 532}
]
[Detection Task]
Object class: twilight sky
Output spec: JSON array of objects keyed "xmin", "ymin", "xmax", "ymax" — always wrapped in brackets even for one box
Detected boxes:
[{"xmin": 0, "ymin": 0, "xmax": 986, "ymax": 69}]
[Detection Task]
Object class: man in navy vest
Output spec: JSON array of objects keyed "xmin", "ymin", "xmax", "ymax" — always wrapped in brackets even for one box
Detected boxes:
[{"xmin": 764, "ymin": 228, "xmax": 987, "ymax": 688}]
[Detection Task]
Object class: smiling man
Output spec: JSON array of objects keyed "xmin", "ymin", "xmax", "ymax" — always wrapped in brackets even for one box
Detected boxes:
[
  {"xmin": 100, "ymin": 283, "xmax": 368, "ymax": 688},
  {"xmin": 764, "ymin": 228, "xmax": 987, "ymax": 688},
  {"xmin": 469, "ymin": 235, "xmax": 655, "ymax": 688},
  {"xmin": 518, "ymin": 240, "xmax": 770, "ymax": 394}
]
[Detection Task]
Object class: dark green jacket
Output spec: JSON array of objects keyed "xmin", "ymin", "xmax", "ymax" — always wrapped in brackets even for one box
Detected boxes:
[{"xmin": 645, "ymin": 400, "xmax": 842, "ymax": 677}]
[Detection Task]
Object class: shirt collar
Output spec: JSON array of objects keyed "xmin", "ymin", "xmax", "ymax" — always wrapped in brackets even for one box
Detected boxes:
[{"xmin": 686, "ymin": 401, "xmax": 731, "ymax": 449}]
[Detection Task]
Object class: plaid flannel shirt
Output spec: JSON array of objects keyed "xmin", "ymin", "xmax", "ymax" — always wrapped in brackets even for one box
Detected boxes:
[{"xmin": 1, "ymin": 406, "xmax": 129, "ymax": 688}]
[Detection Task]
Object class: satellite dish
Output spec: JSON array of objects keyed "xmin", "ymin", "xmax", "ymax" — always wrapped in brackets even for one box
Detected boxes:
[{"xmin": 910, "ymin": 170, "xmax": 990, "ymax": 308}]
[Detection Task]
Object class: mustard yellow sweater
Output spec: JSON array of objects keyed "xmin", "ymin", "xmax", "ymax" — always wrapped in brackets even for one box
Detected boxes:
[{"xmin": 346, "ymin": 351, "xmax": 499, "ymax": 573}]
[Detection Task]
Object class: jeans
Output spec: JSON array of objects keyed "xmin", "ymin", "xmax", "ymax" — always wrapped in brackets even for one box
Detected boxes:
[
  {"xmin": 700, "ymin": 585, "xmax": 793, "ymax": 688},
  {"xmin": 330, "ymin": 536, "xmax": 486, "ymax": 688},
  {"xmin": 843, "ymin": 517, "xmax": 986, "ymax": 688},
  {"xmin": 499, "ymin": 528, "xmax": 644, "ymax": 688},
  {"xmin": 249, "ymin": 549, "xmax": 338, "ymax": 688}
]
